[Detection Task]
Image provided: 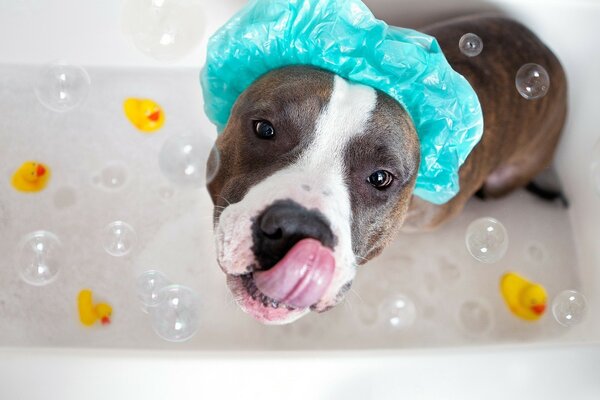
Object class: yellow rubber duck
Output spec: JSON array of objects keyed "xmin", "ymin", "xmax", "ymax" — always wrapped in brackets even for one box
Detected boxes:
[
  {"xmin": 123, "ymin": 97, "xmax": 165, "ymax": 132},
  {"xmin": 78, "ymin": 289, "xmax": 112, "ymax": 326},
  {"xmin": 500, "ymin": 272, "xmax": 547, "ymax": 321},
  {"xmin": 11, "ymin": 161, "xmax": 51, "ymax": 192}
]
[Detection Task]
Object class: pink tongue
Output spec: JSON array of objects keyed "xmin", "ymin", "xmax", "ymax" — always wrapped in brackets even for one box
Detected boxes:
[{"xmin": 253, "ymin": 238, "xmax": 335, "ymax": 308}]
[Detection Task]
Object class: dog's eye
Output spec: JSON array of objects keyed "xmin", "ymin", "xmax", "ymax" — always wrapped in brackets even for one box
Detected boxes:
[
  {"xmin": 254, "ymin": 120, "xmax": 275, "ymax": 139},
  {"xmin": 367, "ymin": 170, "xmax": 394, "ymax": 189}
]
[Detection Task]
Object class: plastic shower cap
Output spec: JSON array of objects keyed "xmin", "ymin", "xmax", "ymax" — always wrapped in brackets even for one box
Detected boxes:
[{"xmin": 200, "ymin": 0, "xmax": 484, "ymax": 205}]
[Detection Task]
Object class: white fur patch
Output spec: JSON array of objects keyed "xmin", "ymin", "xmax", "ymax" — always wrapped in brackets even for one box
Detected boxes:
[{"xmin": 217, "ymin": 76, "xmax": 377, "ymax": 320}]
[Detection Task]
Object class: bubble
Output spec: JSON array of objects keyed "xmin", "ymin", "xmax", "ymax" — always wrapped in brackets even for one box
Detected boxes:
[
  {"xmin": 379, "ymin": 294, "xmax": 417, "ymax": 331},
  {"xmin": 17, "ymin": 231, "xmax": 62, "ymax": 286},
  {"xmin": 150, "ymin": 285, "xmax": 200, "ymax": 342},
  {"xmin": 136, "ymin": 270, "xmax": 170, "ymax": 308},
  {"xmin": 438, "ymin": 258, "xmax": 460, "ymax": 283},
  {"xmin": 591, "ymin": 139, "xmax": 600, "ymax": 196},
  {"xmin": 458, "ymin": 300, "xmax": 493, "ymax": 336},
  {"xmin": 459, "ymin": 33, "xmax": 483, "ymax": 57},
  {"xmin": 102, "ymin": 221, "xmax": 137, "ymax": 257},
  {"xmin": 158, "ymin": 186, "xmax": 175, "ymax": 200},
  {"xmin": 552, "ymin": 290, "xmax": 587, "ymax": 327},
  {"xmin": 158, "ymin": 134, "xmax": 220, "ymax": 187},
  {"xmin": 34, "ymin": 61, "xmax": 90, "ymax": 112},
  {"xmin": 516, "ymin": 63, "xmax": 550, "ymax": 100},
  {"xmin": 465, "ymin": 217, "xmax": 508, "ymax": 263},
  {"xmin": 122, "ymin": 0, "xmax": 206, "ymax": 62},
  {"xmin": 526, "ymin": 242, "xmax": 546, "ymax": 264},
  {"xmin": 94, "ymin": 163, "xmax": 129, "ymax": 190}
]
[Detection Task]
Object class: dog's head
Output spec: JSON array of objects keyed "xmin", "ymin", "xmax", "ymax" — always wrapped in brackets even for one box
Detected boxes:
[{"xmin": 207, "ymin": 66, "xmax": 420, "ymax": 324}]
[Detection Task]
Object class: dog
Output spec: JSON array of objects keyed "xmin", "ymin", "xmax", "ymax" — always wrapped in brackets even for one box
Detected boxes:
[{"xmin": 206, "ymin": 15, "xmax": 567, "ymax": 324}]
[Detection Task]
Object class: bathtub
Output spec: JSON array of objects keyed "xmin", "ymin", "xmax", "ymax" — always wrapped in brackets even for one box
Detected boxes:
[{"xmin": 0, "ymin": 0, "xmax": 599, "ymax": 398}]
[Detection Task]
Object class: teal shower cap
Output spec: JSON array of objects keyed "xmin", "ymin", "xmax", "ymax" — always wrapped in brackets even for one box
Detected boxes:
[{"xmin": 200, "ymin": 0, "xmax": 484, "ymax": 204}]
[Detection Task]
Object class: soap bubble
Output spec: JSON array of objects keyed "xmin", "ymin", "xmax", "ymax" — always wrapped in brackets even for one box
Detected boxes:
[
  {"xmin": 516, "ymin": 63, "xmax": 550, "ymax": 100},
  {"xmin": 552, "ymin": 290, "xmax": 587, "ymax": 327},
  {"xmin": 34, "ymin": 61, "xmax": 90, "ymax": 112},
  {"xmin": 136, "ymin": 270, "xmax": 170, "ymax": 307},
  {"xmin": 158, "ymin": 134, "xmax": 220, "ymax": 187},
  {"xmin": 438, "ymin": 258, "xmax": 461, "ymax": 284},
  {"xmin": 458, "ymin": 299, "xmax": 493, "ymax": 336},
  {"xmin": 150, "ymin": 284, "xmax": 200, "ymax": 342},
  {"xmin": 122, "ymin": 0, "xmax": 206, "ymax": 62},
  {"xmin": 93, "ymin": 162, "xmax": 129, "ymax": 190},
  {"xmin": 526, "ymin": 242, "xmax": 546, "ymax": 264},
  {"xmin": 379, "ymin": 294, "xmax": 417, "ymax": 331},
  {"xmin": 465, "ymin": 217, "xmax": 508, "ymax": 263},
  {"xmin": 591, "ymin": 139, "xmax": 600, "ymax": 196},
  {"xmin": 102, "ymin": 221, "xmax": 137, "ymax": 257},
  {"xmin": 459, "ymin": 33, "xmax": 483, "ymax": 57},
  {"xmin": 158, "ymin": 186, "xmax": 175, "ymax": 200},
  {"xmin": 17, "ymin": 231, "xmax": 62, "ymax": 286}
]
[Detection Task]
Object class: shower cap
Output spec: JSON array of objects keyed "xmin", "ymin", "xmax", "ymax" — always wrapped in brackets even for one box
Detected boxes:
[{"xmin": 200, "ymin": 0, "xmax": 484, "ymax": 204}]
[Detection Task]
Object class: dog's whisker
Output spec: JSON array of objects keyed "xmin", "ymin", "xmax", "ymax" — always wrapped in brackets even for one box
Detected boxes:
[
  {"xmin": 217, "ymin": 195, "xmax": 232, "ymax": 206},
  {"xmin": 348, "ymin": 287, "xmax": 366, "ymax": 305}
]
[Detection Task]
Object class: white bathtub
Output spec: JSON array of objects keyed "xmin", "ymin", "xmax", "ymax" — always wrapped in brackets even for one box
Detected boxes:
[{"xmin": 1, "ymin": 0, "xmax": 599, "ymax": 398}]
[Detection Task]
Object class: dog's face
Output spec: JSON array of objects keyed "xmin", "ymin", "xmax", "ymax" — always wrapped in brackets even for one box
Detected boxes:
[{"xmin": 207, "ymin": 66, "xmax": 420, "ymax": 324}]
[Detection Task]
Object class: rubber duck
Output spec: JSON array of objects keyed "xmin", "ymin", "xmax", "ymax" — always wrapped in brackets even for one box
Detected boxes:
[
  {"xmin": 11, "ymin": 161, "xmax": 51, "ymax": 192},
  {"xmin": 78, "ymin": 289, "xmax": 112, "ymax": 326},
  {"xmin": 500, "ymin": 272, "xmax": 547, "ymax": 321},
  {"xmin": 123, "ymin": 97, "xmax": 165, "ymax": 132}
]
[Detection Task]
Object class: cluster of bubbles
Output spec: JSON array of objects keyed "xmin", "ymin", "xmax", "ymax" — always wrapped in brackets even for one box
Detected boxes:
[
  {"xmin": 34, "ymin": 62, "xmax": 91, "ymax": 112},
  {"xmin": 458, "ymin": 33, "xmax": 551, "ymax": 100},
  {"xmin": 159, "ymin": 133, "xmax": 220, "ymax": 187},
  {"xmin": 121, "ymin": 0, "xmax": 206, "ymax": 62},
  {"xmin": 465, "ymin": 217, "xmax": 509, "ymax": 263},
  {"xmin": 136, "ymin": 270, "xmax": 200, "ymax": 342},
  {"xmin": 17, "ymin": 231, "xmax": 63, "ymax": 286}
]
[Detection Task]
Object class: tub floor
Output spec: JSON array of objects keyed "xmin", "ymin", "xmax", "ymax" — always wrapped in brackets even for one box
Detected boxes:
[{"xmin": 0, "ymin": 66, "xmax": 581, "ymax": 349}]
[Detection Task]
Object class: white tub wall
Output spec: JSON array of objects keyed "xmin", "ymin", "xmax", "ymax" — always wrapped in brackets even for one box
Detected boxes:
[
  {"xmin": 0, "ymin": 0, "xmax": 598, "ymax": 337},
  {"xmin": 1, "ymin": 345, "xmax": 600, "ymax": 400},
  {"xmin": 0, "ymin": 0, "xmax": 246, "ymax": 68}
]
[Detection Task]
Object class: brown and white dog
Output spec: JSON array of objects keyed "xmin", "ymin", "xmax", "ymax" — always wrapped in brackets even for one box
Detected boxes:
[{"xmin": 206, "ymin": 16, "xmax": 567, "ymax": 324}]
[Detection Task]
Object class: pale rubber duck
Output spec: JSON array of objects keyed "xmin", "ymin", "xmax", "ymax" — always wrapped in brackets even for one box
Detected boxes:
[
  {"xmin": 123, "ymin": 98, "xmax": 165, "ymax": 132},
  {"xmin": 78, "ymin": 289, "xmax": 112, "ymax": 326},
  {"xmin": 500, "ymin": 272, "xmax": 547, "ymax": 321},
  {"xmin": 11, "ymin": 161, "xmax": 51, "ymax": 192}
]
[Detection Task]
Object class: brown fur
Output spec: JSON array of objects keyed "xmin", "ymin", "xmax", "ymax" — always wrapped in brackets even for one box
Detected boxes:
[{"xmin": 403, "ymin": 16, "xmax": 567, "ymax": 231}]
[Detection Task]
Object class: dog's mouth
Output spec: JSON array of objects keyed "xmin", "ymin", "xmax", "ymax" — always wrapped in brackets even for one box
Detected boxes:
[{"xmin": 226, "ymin": 238, "xmax": 336, "ymax": 324}]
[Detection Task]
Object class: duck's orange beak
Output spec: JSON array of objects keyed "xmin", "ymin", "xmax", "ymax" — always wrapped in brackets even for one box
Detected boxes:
[
  {"xmin": 36, "ymin": 164, "xmax": 46, "ymax": 177},
  {"xmin": 101, "ymin": 316, "xmax": 111, "ymax": 325},
  {"xmin": 531, "ymin": 304, "xmax": 546, "ymax": 315},
  {"xmin": 147, "ymin": 110, "xmax": 161, "ymax": 121}
]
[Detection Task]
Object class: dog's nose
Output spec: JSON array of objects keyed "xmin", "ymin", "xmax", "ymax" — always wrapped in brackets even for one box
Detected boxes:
[{"xmin": 251, "ymin": 199, "xmax": 336, "ymax": 271}]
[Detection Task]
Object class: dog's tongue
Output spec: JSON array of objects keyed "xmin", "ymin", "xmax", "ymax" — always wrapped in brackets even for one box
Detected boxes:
[{"xmin": 253, "ymin": 238, "xmax": 335, "ymax": 309}]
